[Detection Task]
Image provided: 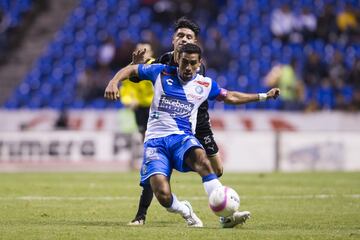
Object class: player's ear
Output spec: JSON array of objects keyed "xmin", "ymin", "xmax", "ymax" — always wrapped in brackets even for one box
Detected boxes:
[{"xmin": 198, "ymin": 61, "xmax": 202, "ymax": 70}]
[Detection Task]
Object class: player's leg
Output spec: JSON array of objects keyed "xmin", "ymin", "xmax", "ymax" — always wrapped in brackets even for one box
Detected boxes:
[
  {"xmin": 187, "ymin": 148, "xmax": 251, "ymax": 227},
  {"xmin": 208, "ymin": 154, "xmax": 223, "ymax": 177},
  {"xmin": 128, "ymin": 185, "xmax": 153, "ymax": 225},
  {"xmin": 128, "ymin": 107, "xmax": 151, "ymax": 225},
  {"xmin": 196, "ymin": 132, "xmax": 223, "ymax": 177},
  {"xmin": 149, "ymin": 174, "xmax": 172, "ymax": 206},
  {"xmin": 184, "ymin": 147, "xmax": 214, "ymax": 177},
  {"xmin": 180, "ymin": 139, "xmax": 251, "ymax": 228},
  {"xmin": 170, "ymin": 134, "xmax": 223, "ymax": 199},
  {"xmin": 137, "ymin": 137, "xmax": 202, "ymax": 227},
  {"xmin": 184, "ymin": 147, "xmax": 223, "ymax": 196},
  {"xmin": 149, "ymin": 174, "xmax": 203, "ymax": 227},
  {"xmin": 170, "ymin": 134, "xmax": 222, "ymax": 197}
]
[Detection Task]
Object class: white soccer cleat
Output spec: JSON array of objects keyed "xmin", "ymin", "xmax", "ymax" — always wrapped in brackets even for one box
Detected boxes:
[
  {"xmin": 127, "ymin": 216, "xmax": 146, "ymax": 226},
  {"xmin": 220, "ymin": 211, "xmax": 251, "ymax": 228},
  {"xmin": 127, "ymin": 218, "xmax": 145, "ymax": 226},
  {"xmin": 181, "ymin": 200, "xmax": 203, "ymax": 227}
]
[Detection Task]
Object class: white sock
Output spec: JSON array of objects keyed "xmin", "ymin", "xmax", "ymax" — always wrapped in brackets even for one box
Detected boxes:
[
  {"xmin": 166, "ymin": 194, "xmax": 190, "ymax": 217},
  {"xmin": 203, "ymin": 179, "xmax": 222, "ymax": 197}
]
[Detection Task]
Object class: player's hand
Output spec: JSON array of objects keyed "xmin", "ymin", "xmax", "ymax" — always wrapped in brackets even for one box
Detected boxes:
[
  {"xmin": 132, "ymin": 48, "xmax": 147, "ymax": 64},
  {"xmin": 104, "ymin": 80, "xmax": 120, "ymax": 100},
  {"xmin": 266, "ymin": 88, "xmax": 280, "ymax": 99}
]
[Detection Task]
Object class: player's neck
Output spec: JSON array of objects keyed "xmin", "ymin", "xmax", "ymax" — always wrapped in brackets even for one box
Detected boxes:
[
  {"xmin": 177, "ymin": 70, "xmax": 197, "ymax": 83},
  {"xmin": 173, "ymin": 50, "xmax": 179, "ymax": 65}
]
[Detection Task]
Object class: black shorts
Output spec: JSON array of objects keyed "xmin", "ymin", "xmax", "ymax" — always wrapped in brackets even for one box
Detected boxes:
[
  {"xmin": 195, "ymin": 132, "xmax": 219, "ymax": 156},
  {"xmin": 134, "ymin": 107, "xmax": 149, "ymax": 134}
]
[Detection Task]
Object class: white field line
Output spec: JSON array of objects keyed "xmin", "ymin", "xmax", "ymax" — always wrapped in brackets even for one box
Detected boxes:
[{"xmin": 0, "ymin": 194, "xmax": 359, "ymax": 201}]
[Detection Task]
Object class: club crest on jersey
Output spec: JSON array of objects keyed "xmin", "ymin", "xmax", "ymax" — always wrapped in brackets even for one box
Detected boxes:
[
  {"xmin": 145, "ymin": 147, "xmax": 159, "ymax": 160},
  {"xmin": 195, "ymin": 86, "xmax": 203, "ymax": 94}
]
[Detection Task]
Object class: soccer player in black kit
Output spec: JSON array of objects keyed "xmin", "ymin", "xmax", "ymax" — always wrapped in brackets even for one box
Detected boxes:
[{"xmin": 128, "ymin": 17, "xmax": 250, "ymax": 228}]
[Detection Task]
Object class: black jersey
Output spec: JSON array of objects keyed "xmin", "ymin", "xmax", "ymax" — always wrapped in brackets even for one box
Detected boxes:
[{"xmin": 154, "ymin": 52, "xmax": 212, "ymax": 135}]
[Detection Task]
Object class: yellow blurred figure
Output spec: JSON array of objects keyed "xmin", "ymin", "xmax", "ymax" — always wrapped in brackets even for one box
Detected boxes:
[
  {"xmin": 337, "ymin": 5, "xmax": 358, "ymax": 32},
  {"xmin": 265, "ymin": 59, "xmax": 304, "ymax": 110},
  {"xmin": 120, "ymin": 74, "xmax": 154, "ymax": 108},
  {"xmin": 119, "ymin": 43, "xmax": 155, "ymax": 138}
]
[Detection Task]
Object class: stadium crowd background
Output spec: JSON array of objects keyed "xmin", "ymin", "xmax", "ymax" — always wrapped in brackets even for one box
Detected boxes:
[{"xmin": 1, "ymin": 0, "xmax": 360, "ymax": 112}]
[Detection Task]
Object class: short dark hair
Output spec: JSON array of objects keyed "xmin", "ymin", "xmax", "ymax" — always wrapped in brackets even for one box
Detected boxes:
[
  {"xmin": 174, "ymin": 17, "xmax": 200, "ymax": 37},
  {"xmin": 179, "ymin": 43, "xmax": 202, "ymax": 59}
]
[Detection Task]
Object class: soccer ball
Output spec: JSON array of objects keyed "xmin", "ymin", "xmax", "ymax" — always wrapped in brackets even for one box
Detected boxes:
[{"xmin": 209, "ymin": 186, "xmax": 240, "ymax": 217}]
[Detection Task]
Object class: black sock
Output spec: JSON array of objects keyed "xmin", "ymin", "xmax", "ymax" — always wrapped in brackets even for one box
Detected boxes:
[{"xmin": 134, "ymin": 185, "xmax": 153, "ymax": 220}]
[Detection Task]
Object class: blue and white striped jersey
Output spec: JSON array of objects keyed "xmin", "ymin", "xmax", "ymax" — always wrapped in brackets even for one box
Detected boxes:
[{"xmin": 138, "ymin": 63, "xmax": 225, "ymax": 142}]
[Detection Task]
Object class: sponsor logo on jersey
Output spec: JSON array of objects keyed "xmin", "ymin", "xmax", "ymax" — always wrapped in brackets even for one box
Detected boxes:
[
  {"xmin": 158, "ymin": 95, "xmax": 194, "ymax": 118},
  {"xmin": 195, "ymin": 80, "xmax": 209, "ymax": 87},
  {"xmin": 166, "ymin": 79, "xmax": 174, "ymax": 85},
  {"xmin": 187, "ymin": 93, "xmax": 203, "ymax": 100}
]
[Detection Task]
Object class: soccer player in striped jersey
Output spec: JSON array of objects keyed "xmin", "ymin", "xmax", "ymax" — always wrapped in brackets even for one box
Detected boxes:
[
  {"xmin": 105, "ymin": 43, "xmax": 280, "ymax": 227},
  {"xmin": 128, "ymin": 17, "xmax": 225, "ymax": 226}
]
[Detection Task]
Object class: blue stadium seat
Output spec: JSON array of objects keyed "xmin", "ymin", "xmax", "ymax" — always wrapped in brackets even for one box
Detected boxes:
[{"xmin": 3, "ymin": 0, "xmax": 359, "ymax": 111}]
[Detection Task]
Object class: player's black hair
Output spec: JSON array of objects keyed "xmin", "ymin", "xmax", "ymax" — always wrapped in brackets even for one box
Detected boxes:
[
  {"xmin": 179, "ymin": 43, "xmax": 202, "ymax": 59},
  {"xmin": 174, "ymin": 17, "xmax": 200, "ymax": 37}
]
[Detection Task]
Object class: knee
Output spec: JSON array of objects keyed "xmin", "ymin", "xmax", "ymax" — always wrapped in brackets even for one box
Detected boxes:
[
  {"xmin": 153, "ymin": 186, "xmax": 172, "ymax": 208},
  {"xmin": 194, "ymin": 153, "xmax": 213, "ymax": 173},
  {"xmin": 149, "ymin": 175, "xmax": 172, "ymax": 208}
]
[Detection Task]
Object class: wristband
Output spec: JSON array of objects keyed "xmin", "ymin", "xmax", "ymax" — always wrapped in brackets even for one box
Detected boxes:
[{"xmin": 258, "ymin": 93, "xmax": 267, "ymax": 101}]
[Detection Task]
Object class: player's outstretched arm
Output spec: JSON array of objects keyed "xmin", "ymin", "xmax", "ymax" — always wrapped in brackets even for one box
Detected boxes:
[
  {"xmin": 224, "ymin": 88, "xmax": 280, "ymax": 105},
  {"xmin": 104, "ymin": 65, "xmax": 139, "ymax": 100}
]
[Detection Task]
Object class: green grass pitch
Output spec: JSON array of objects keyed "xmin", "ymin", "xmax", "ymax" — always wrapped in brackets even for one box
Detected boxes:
[{"xmin": 0, "ymin": 172, "xmax": 359, "ymax": 240}]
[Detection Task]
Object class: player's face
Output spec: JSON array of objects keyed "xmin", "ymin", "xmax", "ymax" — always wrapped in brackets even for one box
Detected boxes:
[
  {"xmin": 172, "ymin": 28, "xmax": 196, "ymax": 52},
  {"xmin": 178, "ymin": 53, "xmax": 201, "ymax": 81}
]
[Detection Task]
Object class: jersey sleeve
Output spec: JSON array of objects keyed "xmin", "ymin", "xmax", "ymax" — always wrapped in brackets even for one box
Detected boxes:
[
  {"xmin": 130, "ymin": 58, "xmax": 156, "ymax": 83},
  {"xmin": 138, "ymin": 64, "xmax": 165, "ymax": 84},
  {"xmin": 208, "ymin": 79, "xmax": 228, "ymax": 101}
]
